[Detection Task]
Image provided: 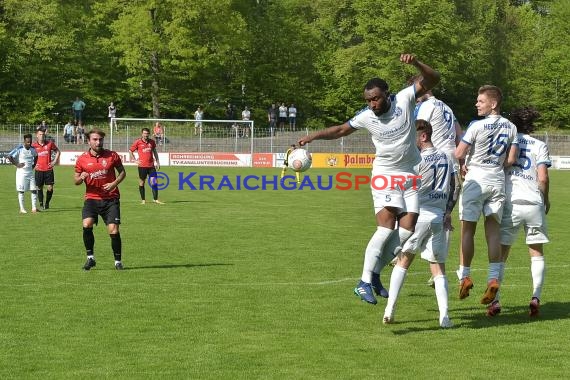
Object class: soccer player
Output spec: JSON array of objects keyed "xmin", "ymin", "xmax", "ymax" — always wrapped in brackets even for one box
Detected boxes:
[
  {"xmin": 8, "ymin": 134, "xmax": 39, "ymax": 213},
  {"xmin": 488, "ymin": 107, "xmax": 550, "ymax": 317},
  {"xmin": 129, "ymin": 127, "xmax": 164, "ymax": 205},
  {"xmin": 298, "ymin": 53, "xmax": 440, "ymax": 305},
  {"xmin": 280, "ymin": 144, "xmax": 301, "ymax": 184},
  {"xmin": 32, "ymin": 126, "xmax": 61, "ymax": 210},
  {"xmin": 383, "ymin": 120, "xmax": 458, "ymax": 328},
  {"xmin": 74, "ymin": 128, "xmax": 126, "ymax": 271},
  {"xmin": 455, "ymin": 85, "xmax": 517, "ymax": 307}
]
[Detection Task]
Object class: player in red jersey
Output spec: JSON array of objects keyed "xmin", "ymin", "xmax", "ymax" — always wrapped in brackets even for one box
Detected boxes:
[
  {"xmin": 32, "ymin": 126, "xmax": 60, "ymax": 210},
  {"xmin": 129, "ymin": 127, "xmax": 164, "ymax": 204},
  {"xmin": 74, "ymin": 128, "xmax": 126, "ymax": 271}
]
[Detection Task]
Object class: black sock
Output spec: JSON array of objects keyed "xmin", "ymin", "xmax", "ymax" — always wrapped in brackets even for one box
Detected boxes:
[
  {"xmin": 38, "ymin": 190, "xmax": 44, "ymax": 205},
  {"xmin": 45, "ymin": 190, "xmax": 53, "ymax": 205},
  {"xmin": 152, "ymin": 188, "xmax": 158, "ymax": 201},
  {"xmin": 110, "ymin": 233, "xmax": 122, "ymax": 261},
  {"xmin": 139, "ymin": 186, "xmax": 145, "ymax": 201},
  {"xmin": 83, "ymin": 227, "xmax": 94, "ymax": 255}
]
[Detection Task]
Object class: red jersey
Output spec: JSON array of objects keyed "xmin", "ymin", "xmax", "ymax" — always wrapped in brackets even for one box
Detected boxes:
[
  {"xmin": 75, "ymin": 149, "xmax": 123, "ymax": 200},
  {"xmin": 129, "ymin": 138, "xmax": 157, "ymax": 168},
  {"xmin": 32, "ymin": 140, "xmax": 59, "ymax": 172}
]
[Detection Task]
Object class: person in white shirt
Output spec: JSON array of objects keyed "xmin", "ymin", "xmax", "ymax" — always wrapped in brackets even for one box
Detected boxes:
[
  {"xmin": 241, "ymin": 106, "xmax": 251, "ymax": 138},
  {"xmin": 488, "ymin": 107, "xmax": 550, "ymax": 318},
  {"xmin": 288, "ymin": 104, "xmax": 297, "ymax": 131},
  {"xmin": 298, "ymin": 54, "xmax": 440, "ymax": 306},
  {"xmin": 7, "ymin": 134, "xmax": 39, "ymax": 213},
  {"xmin": 278, "ymin": 103, "xmax": 287, "ymax": 132},
  {"xmin": 383, "ymin": 119, "xmax": 458, "ymax": 328},
  {"xmin": 194, "ymin": 106, "xmax": 204, "ymax": 136},
  {"xmin": 455, "ymin": 85, "xmax": 517, "ymax": 308}
]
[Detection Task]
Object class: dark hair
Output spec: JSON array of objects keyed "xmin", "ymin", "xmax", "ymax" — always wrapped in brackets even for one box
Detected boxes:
[
  {"xmin": 142, "ymin": 127, "xmax": 150, "ymax": 133},
  {"xmin": 364, "ymin": 77, "xmax": 389, "ymax": 92},
  {"xmin": 478, "ymin": 85, "xmax": 503, "ymax": 108},
  {"xmin": 87, "ymin": 128, "xmax": 106, "ymax": 139},
  {"xmin": 510, "ymin": 107, "xmax": 540, "ymax": 134},
  {"xmin": 416, "ymin": 119, "xmax": 433, "ymax": 140},
  {"xmin": 24, "ymin": 133, "xmax": 33, "ymax": 140}
]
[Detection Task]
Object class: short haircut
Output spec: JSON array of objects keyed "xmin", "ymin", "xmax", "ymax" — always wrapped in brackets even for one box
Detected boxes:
[
  {"xmin": 364, "ymin": 77, "xmax": 389, "ymax": 92},
  {"xmin": 87, "ymin": 128, "xmax": 106, "ymax": 139},
  {"xmin": 142, "ymin": 127, "xmax": 150, "ymax": 133},
  {"xmin": 510, "ymin": 106, "xmax": 540, "ymax": 134},
  {"xmin": 24, "ymin": 133, "xmax": 33, "ymax": 141},
  {"xmin": 478, "ymin": 85, "xmax": 503, "ymax": 107},
  {"xmin": 416, "ymin": 119, "xmax": 433, "ymax": 140}
]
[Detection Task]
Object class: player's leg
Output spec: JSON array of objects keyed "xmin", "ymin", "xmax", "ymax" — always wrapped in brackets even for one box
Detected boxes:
[
  {"xmin": 104, "ymin": 199, "xmax": 123, "ymax": 270},
  {"xmin": 29, "ymin": 174, "xmax": 38, "ymax": 212},
  {"xmin": 383, "ymin": 249, "xmax": 415, "ymax": 324},
  {"xmin": 138, "ymin": 167, "xmax": 148, "ymax": 204},
  {"xmin": 148, "ymin": 168, "xmax": 163, "ymax": 203},
  {"xmin": 81, "ymin": 200, "xmax": 98, "ymax": 271},
  {"xmin": 430, "ymin": 262, "xmax": 453, "ymax": 327},
  {"xmin": 35, "ymin": 171, "xmax": 44, "ymax": 208},
  {"xmin": 44, "ymin": 170, "xmax": 55, "ymax": 209},
  {"xmin": 529, "ymin": 244, "xmax": 545, "ymax": 316}
]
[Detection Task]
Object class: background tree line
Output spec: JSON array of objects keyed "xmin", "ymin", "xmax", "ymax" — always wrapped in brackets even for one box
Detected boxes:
[{"xmin": 0, "ymin": 0, "xmax": 568, "ymax": 130}]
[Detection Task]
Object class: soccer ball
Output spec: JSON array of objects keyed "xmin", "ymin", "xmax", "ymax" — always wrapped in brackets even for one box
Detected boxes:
[{"xmin": 288, "ymin": 148, "xmax": 312, "ymax": 172}]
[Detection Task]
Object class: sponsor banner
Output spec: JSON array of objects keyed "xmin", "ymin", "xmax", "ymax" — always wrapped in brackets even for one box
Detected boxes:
[
  {"xmin": 59, "ymin": 151, "xmax": 169, "ymax": 166},
  {"xmin": 252, "ymin": 153, "xmax": 274, "ymax": 167},
  {"xmin": 1, "ymin": 151, "xmax": 13, "ymax": 165},
  {"xmin": 169, "ymin": 152, "xmax": 250, "ymax": 167},
  {"xmin": 311, "ymin": 153, "xmax": 375, "ymax": 169},
  {"xmin": 552, "ymin": 156, "xmax": 570, "ymax": 170}
]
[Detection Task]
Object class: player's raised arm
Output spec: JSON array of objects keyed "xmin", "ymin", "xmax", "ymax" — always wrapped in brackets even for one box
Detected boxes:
[
  {"xmin": 400, "ymin": 54, "xmax": 440, "ymax": 98},
  {"xmin": 298, "ymin": 122, "xmax": 355, "ymax": 146}
]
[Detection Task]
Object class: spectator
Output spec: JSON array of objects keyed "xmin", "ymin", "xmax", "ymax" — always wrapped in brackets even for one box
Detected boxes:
[
  {"xmin": 108, "ymin": 102, "xmax": 117, "ymax": 131},
  {"xmin": 63, "ymin": 120, "xmax": 76, "ymax": 143},
  {"xmin": 194, "ymin": 106, "xmax": 204, "ymax": 136},
  {"xmin": 278, "ymin": 103, "xmax": 287, "ymax": 132},
  {"xmin": 153, "ymin": 122, "xmax": 164, "ymax": 145},
  {"xmin": 241, "ymin": 106, "xmax": 251, "ymax": 138},
  {"xmin": 76, "ymin": 121, "xmax": 85, "ymax": 145},
  {"xmin": 288, "ymin": 103, "xmax": 297, "ymax": 131},
  {"xmin": 267, "ymin": 103, "xmax": 277, "ymax": 136},
  {"xmin": 72, "ymin": 97, "xmax": 86, "ymax": 124}
]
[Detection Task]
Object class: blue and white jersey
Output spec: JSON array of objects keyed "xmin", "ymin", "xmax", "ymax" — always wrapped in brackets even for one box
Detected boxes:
[
  {"xmin": 461, "ymin": 115, "xmax": 517, "ymax": 185},
  {"xmin": 416, "ymin": 96, "xmax": 459, "ymax": 170},
  {"xmin": 417, "ymin": 146, "xmax": 454, "ymax": 221},
  {"xmin": 506, "ymin": 133, "xmax": 550, "ymax": 205},
  {"xmin": 349, "ymin": 85, "xmax": 420, "ymax": 173},
  {"xmin": 9, "ymin": 145, "xmax": 37, "ymax": 173}
]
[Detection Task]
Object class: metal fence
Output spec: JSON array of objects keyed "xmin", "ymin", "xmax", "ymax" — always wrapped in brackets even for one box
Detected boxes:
[{"xmin": 0, "ymin": 123, "xmax": 568, "ymax": 157}]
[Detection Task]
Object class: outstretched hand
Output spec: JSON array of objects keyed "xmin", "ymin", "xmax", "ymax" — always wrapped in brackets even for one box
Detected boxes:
[{"xmin": 400, "ymin": 53, "xmax": 418, "ymax": 65}]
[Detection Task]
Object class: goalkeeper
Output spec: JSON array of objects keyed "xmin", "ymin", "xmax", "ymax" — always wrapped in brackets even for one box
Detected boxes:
[{"xmin": 280, "ymin": 144, "xmax": 301, "ymax": 183}]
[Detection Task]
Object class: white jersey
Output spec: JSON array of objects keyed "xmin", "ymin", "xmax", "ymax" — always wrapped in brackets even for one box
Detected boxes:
[
  {"xmin": 194, "ymin": 110, "xmax": 204, "ymax": 121},
  {"xmin": 506, "ymin": 133, "xmax": 550, "ymax": 205},
  {"xmin": 416, "ymin": 96, "xmax": 458, "ymax": 170},
  {"xmin": 461, "ymin": 115, "xmax": 517, "ymax": 185},
  {"xmin": 417, "ymin": 146, "xmax": 454, "ymax": 221},
  {"xmin": 349, "ymin": 85, "xmax": 420, "ymax": 173},
  {"xmin": 9, "ymin": 145, "xmax": 37, "ymax": 174}
]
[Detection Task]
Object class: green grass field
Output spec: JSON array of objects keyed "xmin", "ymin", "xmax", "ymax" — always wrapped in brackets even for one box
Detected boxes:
[{"xmin": 1, "ymin": 165, "xmax": 569, "ymax": 379}]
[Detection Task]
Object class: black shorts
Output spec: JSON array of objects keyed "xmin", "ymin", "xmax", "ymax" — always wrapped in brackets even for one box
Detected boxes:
[
  {"xmin": 35, "ymin": 170, "xmax": 55, "ymax": 187},
  {"xmin": 82, "ymin": 198, "xmax": 121, "ymax": 225},
  {"xmin": 138, "ymin": 167, "xmax": 156, "ymax": 181}
]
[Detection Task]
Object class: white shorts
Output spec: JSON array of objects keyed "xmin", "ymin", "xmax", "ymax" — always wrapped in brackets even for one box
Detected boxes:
[
  {"xmin": 401, "ymin": 218, "xmax": 448, "ymax": 263},
  {"xmin": 459, "ymin": 179, "xmax": 505, "ymax": 223},
  {"xmin": 500, "ymin": 202, "xmax": 549, "ymax": 245},
  {"xmin": 16, "ymin": 171, "xmax": 37, "ymax": 192},
  {"xmin": 371, "ymin": 170, "xmax": 419, "ymax": 215}
]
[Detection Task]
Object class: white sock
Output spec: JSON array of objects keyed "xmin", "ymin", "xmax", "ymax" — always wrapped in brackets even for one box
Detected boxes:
[
  {"xmin": 384, "ymin": 265, "xmax": 407, "ymax": 317},
  {"xmin": 361, "ymin": 227, "xmax": 394, "ymax": 283},
  {"xmin": 457, "ymin": 265, "xmax": 470, "ymax": 280},
  {"xmin": 31, "ymin": 192, "xmax": 38, "ymax": 210},
  {"xmin": 87, "ymin": 255, "xmax": 95, "ymax": 260},
  {"xmin": 18, "ymin": 192, "xmax": 25, "ymax": 210},
  {"xmin": 531, "ymin": 256, "xmax": 545, "ymax": 299},
  {"xmin": 397, "ymin": 227, "xmax": 414, "ymax": 249},
  {"xmin": 488, "ymin": 262, "xmax": 502, "ymax": 282},
  {"xmin": 374, "ymin": 231, "xmax": 400, "ymax": 273},
  {"xmin": 495, "ymin": 262, "xmax": 506, "ymax": 302},
  {"xmin": 115, "ymin": 260, "xmax": 122, "ymax": 265},
  {"xmin": 434, "ymin": 275, "xmax": 449, "ymax": 322}
]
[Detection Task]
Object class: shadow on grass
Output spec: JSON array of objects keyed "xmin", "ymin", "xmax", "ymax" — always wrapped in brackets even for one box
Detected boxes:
[{"xmin": 124, "ymin": 262, "xmax": 232, "ymax": 271}]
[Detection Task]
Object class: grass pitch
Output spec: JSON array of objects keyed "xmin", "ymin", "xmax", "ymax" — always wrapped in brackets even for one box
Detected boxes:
[{"xmin": 1, "ymin": 165, "xmax": 569, "ymax": 379}]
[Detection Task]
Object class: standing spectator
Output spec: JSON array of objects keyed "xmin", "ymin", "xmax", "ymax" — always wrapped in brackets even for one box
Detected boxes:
[
  {"xmin": 72, "ymin": 97, "xmax": 86, "ymax": 124},
  {"xmin": 493, "ymin": 107, "xmax": 550, "ymax": 318},
  {"xmin": 194, "ymin": 106, "xmax": 204, "ymax": 136},
  {"xmin": 288, "ymin": 103, "xmax": 297, "ymax": 131},
  {"xmin": 32, "ymin": 126, "xmax": 60, "ymax": 210},
  {"xmin": 153, "ymin": 122, "xmax": 164, "ymax": 145},
  {"xmin": 108, "ymin": 102, "xmax": 117, "ymax": 131},
  {"xmin": 298, "ymin": 54, "xmax": 440, "ymax": 306},
  {"xmin": 76, "ymin": 121, "xmax": 85, "ymax": 145},
  {"xmin": 74, "ymin": 128, "xmax": 126, "ymax": 271},
  {"xmin": 454, "ymin": 85, "xmax": 517, "ymax": 307},
  {"xmin": 241, "ymin": 106, "xmax": 251, "ymax": 138},
  {"xmin": 267, "ymin": 103, "xmax": 277, "ymax": 136},
  {"xmin": 278, "ymin": 102, "xmax": 287, "ymax": 132},
  {"xmin": 63, "ymin": 119, "xmax": 76, "ymax": 143},
  {"xmin": 8, "ymin": 134, "xmax": 39, "ymax": 213},
  {"xmin": 129, "ymin": 128, "xmax": 164, "ymax": 205}
]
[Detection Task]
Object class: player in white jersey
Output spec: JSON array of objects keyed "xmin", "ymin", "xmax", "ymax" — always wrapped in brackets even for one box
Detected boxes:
[
  {"xmin": 486, "ymin": 107, "xmax": 549, "ymax": 318},
  {"xmin": 7, "ymin": 134, "xmax": 39, "ymax": 213},
  {"xmin": 298, "ymin": 54, "xmax": 440, "ymax": 305},
  {"xmin": 383, "ymin": 120, "xmax": 458, "ymax": 328},
  {"xmin": 455, "ymin": 85, "xmax": 517, "ymax": 308}
]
